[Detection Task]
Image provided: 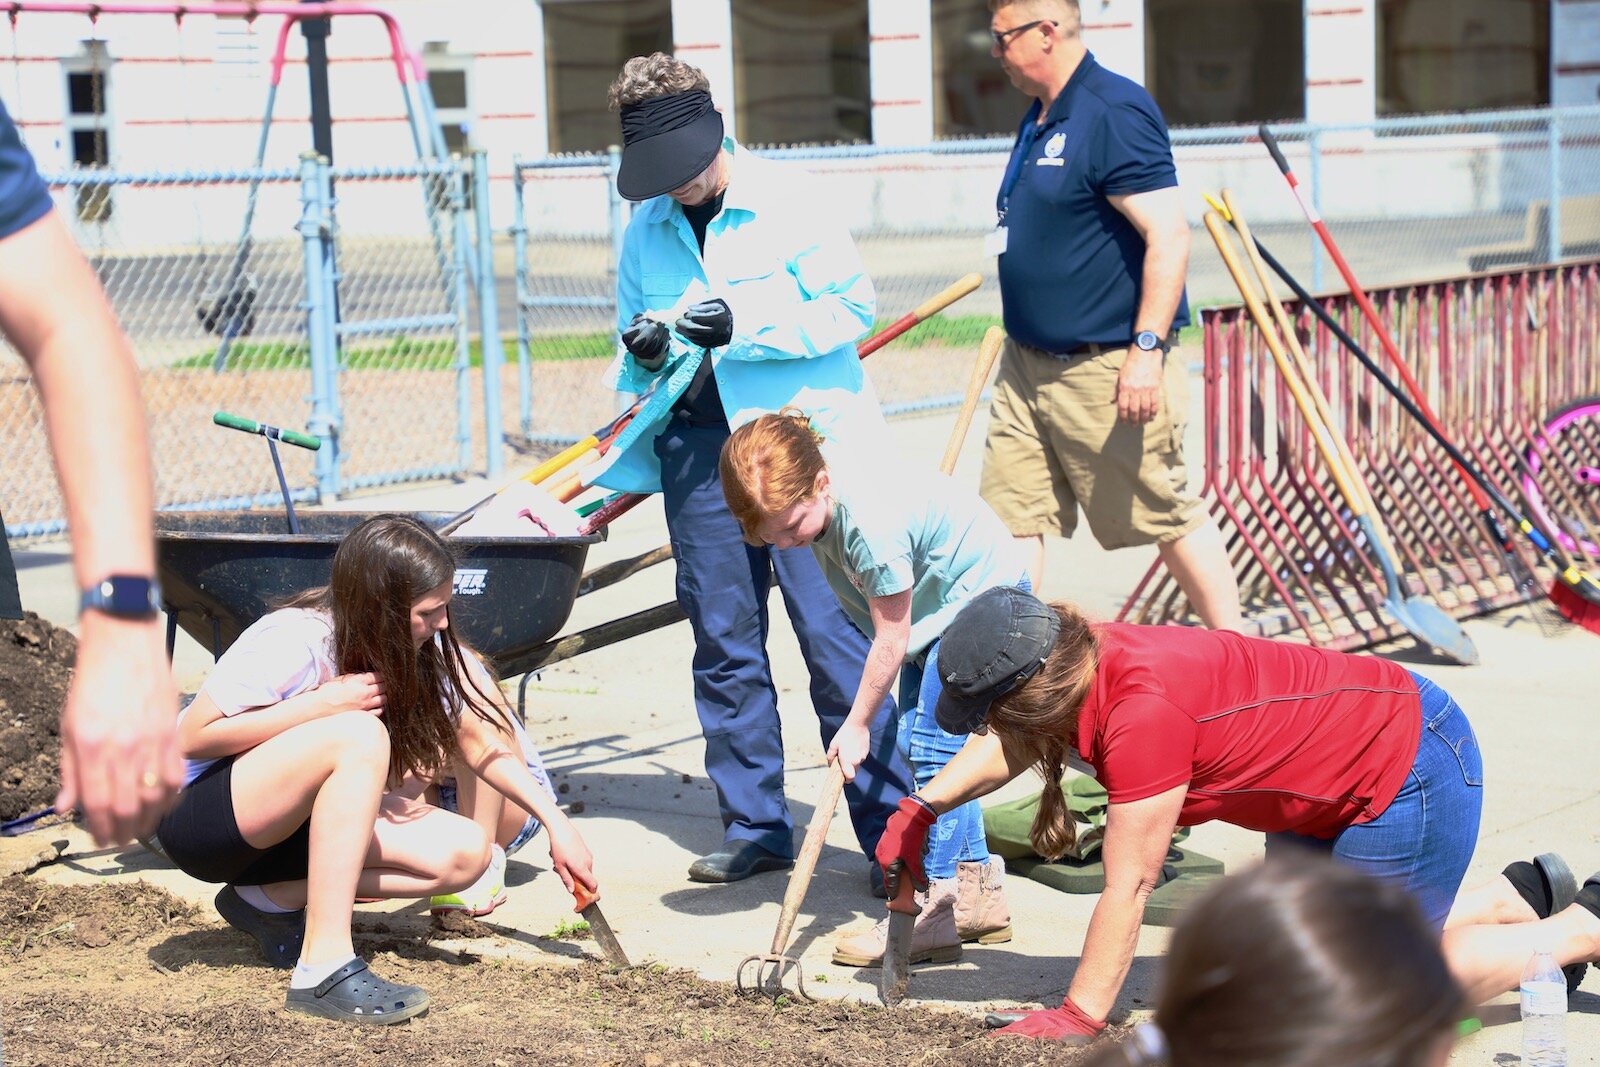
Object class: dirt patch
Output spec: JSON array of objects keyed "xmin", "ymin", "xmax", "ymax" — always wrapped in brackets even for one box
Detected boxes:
[
  {"xmin": 0, "ymin": 875, "xmax": 1103, "ymax": 1067},
  {"xmin": 0, "ymin": 613, "xmax": 74, "ymax": 821}
]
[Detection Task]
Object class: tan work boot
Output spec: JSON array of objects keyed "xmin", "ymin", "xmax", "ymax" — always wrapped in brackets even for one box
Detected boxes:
[
  {"xmin": 954, "ymin": 858, "xmax": 1013, "ymax": 945},
  {"xmin": 831, "ymin": 881, "xmax": 962, "ymax": 967}
]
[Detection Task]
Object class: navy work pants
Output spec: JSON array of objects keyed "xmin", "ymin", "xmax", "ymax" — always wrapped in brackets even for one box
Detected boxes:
[{"xmin": 654, "ymin": 418, "xmax": 911, "ymax": 859}]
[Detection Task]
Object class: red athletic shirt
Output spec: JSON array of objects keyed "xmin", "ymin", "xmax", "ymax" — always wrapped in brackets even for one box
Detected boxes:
[{"xmin": 1073, "ymin": 624, "xmax": 1423, "ymax": 838}]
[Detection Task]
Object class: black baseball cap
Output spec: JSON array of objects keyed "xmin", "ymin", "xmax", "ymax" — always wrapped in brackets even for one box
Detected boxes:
[
  {"xmin": 934, "ymin": 586, "xmax": 1061, "ymax": 735},
  {"xmin": 616, "ymin": 88, "xmax": 725, "ymax": 202}
]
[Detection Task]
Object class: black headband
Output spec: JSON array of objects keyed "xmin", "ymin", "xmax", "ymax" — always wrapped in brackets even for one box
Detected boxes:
[{"xmin": 620, "ymin": 89, "xmax": 714, "ymax": 147}]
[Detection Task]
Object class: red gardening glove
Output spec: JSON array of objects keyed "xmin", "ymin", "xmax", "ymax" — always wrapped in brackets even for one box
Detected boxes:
[
  {"xmin": 875, "ymin": 794, "xmax": 938, "ymax": 897},
  {"xmin": 992, "ymin": 999, "xmax": 1105, "ymax": 1042}
]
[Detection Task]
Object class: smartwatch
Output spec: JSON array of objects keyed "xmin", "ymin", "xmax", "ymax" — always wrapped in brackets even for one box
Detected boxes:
[
  {"xmin": 1134, "ymin": 330, "xmax": 1171, "ymax": 355},
  {"xmin": 80, "ymin": 575, "xmax": 162, "ymax": 619}
]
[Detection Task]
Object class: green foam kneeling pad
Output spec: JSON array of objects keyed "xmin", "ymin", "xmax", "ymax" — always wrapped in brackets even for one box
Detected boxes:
[{"xmin": 1005, "ymin": 847, "xmax": 1225, "ymax": 897}]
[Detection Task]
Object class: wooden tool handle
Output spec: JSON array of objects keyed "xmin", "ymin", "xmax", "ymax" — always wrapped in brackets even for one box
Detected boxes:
[
  {"xmin": 940, "ymin": 325, "xmax": 1006, "ymax": 475},
  {"xmin": 768, "ymin": 762, "xmax": 846, "ymax": 955}
]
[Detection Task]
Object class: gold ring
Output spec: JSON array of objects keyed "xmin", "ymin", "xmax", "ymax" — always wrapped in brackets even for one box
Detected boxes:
[{"xmin": 140, "ymin": 770, "xmax": 160, "ymax": 789}]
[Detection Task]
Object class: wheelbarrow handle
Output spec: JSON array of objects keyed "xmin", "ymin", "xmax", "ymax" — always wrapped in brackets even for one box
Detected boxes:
[{"xmin": 213, "ymin": 411, "xmax": 322, "ymax": 451}]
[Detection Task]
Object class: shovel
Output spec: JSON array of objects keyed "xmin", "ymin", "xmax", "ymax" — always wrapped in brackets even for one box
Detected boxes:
[{"xmin": 1205, "ymin": 203, "xmax": 1478, "ymax": 665}]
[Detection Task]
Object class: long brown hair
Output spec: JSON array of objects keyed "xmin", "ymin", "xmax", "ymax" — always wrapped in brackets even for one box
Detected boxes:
[
  {"xmin": 719, "ymin": 408, "xmax": 828, "ymax": 546},
  {"xmin": 983, "ymin": 602, "xmax": 1100, "ymax": 860},
  {"xmin": 1082, "ymin": 856, "xmax": 1464, "ymax": 1067},
  {"xmin": 281, "ymin": 514, "xmax": 506, "ymax": 786}
]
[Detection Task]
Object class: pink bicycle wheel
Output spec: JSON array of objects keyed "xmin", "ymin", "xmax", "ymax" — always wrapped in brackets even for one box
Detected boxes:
[{"xmin": 1523, "ymin": 395, "xmax": 1600, "ymax": 557}]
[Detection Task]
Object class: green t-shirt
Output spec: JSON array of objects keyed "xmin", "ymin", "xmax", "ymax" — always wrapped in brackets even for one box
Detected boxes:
[{"xmin": 810, "ymin": 453, "xmax": 1028, "ymax": 659}]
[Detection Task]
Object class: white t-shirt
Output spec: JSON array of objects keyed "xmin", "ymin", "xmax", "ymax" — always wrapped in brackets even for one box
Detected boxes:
[{"xmin": 179, "ymin": 607, "xmax": 542, "ymax": 787}]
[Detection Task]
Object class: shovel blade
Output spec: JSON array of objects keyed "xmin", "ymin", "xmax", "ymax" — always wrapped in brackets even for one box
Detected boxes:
[
  {"xmin": 1389, "ymin": 596, "xmax": 1479, "ymax": 665},
  {"xmin": 880, "ymin": 911, "xmax": 915, "ymax": 1006}
]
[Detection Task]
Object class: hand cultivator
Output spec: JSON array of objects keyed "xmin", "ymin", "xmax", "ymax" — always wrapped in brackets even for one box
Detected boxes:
[{"xmin": 735, "ymin": 764, "xmax": 845, "ymax": 1001}]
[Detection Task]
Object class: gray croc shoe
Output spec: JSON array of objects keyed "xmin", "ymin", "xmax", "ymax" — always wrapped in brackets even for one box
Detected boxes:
[
  {"xmin": 215, "ymin": 885, "xmax": 305, "ymax": 969},
  {"xmin": 284, "ymin": 959, "xmax": 429, "ymax": 1025}
]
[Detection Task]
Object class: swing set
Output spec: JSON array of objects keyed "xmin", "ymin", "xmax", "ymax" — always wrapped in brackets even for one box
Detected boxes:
[{"xmin": 2, "ymin": 1, "xmax": 460, "ymax": 368}]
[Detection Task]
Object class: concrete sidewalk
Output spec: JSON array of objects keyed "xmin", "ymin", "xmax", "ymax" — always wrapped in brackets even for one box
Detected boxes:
[{"xmin": 13, "ymin": 406, "xmax": 1600, "ymax": 1063}]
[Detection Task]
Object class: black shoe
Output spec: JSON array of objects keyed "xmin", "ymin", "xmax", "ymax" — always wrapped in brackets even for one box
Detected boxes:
[
  {"xmin": 869, "ymin": 860, "xmax": 888, "ymax": 899},
  {"xmin": 687, "ymin": 841, "xmax": 793, "ymax": 883},
  {"xmin": 214, "ymin": 884, "xmax": 306, "ymax": 969}
]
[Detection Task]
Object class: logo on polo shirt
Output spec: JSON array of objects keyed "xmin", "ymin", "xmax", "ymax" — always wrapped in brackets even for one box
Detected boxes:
[{"xmin": 1037, "ymin": 131, "xmax": 1066, "ymax": 167}]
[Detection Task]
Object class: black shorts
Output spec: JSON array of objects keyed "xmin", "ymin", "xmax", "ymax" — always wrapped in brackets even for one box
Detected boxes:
[{"xmin": 157, "ymin": 756, "xmax": 311, "ymax": 886}]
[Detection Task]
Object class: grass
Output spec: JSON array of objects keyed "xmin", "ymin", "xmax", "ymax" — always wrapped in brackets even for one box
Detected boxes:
[
  {"xmin": 169, "ymin": 311, "xmax": 1203, "ymax": 373},
  {"xmin": 167, "ymin": 312, "xmax": 999, "ymax": 372},
  {"xmin": 547, "ymin": 916, "xmax": 591, "ymax": 940}
]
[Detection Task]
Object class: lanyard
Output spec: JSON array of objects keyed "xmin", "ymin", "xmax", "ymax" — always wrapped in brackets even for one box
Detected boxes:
[{"xmin": 996, "ymin": 100, "xmax": 1045, "ymax": 223}]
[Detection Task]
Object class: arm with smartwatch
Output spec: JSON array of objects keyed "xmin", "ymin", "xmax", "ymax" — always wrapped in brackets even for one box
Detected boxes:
[
  {"xmin": 0, "ymin": 206, "xmax": 181, "ymax": 847},
  {"xmin": 1107, "ymin": 186, "xmax": 1188, "ymax": 425}
]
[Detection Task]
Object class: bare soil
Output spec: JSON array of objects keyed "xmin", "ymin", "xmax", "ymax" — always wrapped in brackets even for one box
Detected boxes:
[
  {"xmin": 0, "ymin": 875, "xmax": 1099, "ymax": 1067},
  {"xmin": 0, "ymin": 613, "xmax": 73, "ymax": 821}
]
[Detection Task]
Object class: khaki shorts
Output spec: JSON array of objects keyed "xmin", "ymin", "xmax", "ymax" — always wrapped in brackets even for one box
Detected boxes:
[{"xmin": 979, "ymin": 336, "xmax": 1204, "ymax": 551}]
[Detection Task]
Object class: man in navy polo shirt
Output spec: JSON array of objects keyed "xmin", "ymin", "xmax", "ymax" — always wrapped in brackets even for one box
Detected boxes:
[
  {"xmin": 0, "ymin": 96, "xmax": 182, "ymax": 844},
  {"xmin": 976, "ymin": 0, "xmax": 1241, "ymax": 630}
]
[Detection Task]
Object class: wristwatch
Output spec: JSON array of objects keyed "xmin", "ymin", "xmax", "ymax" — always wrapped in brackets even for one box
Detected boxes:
[
  {"xmin": 1133, "ymin": 330, "xmax": 1171, "ymax": 355},
  {"xmin": 80, "ymin": 575, "xmax": 162, "ymax": 619}
]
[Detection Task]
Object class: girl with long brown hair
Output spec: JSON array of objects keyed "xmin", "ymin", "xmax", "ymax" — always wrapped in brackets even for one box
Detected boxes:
[
  {"xmin": 876, "ymin": 587, "xmax": 1600, "ymax": 1043},
  {"xmin": 156, "ymin": 514, "xmax": 597, "ymax": 1025}
]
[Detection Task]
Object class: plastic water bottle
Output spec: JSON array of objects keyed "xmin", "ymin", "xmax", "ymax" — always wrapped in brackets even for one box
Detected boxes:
[{"xmin": 1521, "ymin": 948, "xmax": 1567, "ymax": 1067}]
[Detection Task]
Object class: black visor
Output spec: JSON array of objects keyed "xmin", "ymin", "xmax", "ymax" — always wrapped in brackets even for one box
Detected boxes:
[{"xmin": 617, "ymin": 89, "xmax": 725, "ymax": 202}]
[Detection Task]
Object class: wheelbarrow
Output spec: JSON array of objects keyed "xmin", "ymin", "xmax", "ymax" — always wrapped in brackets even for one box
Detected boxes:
[{"xmin": 155, "ymin": 510, "xmax": 601, "ymax": 677}]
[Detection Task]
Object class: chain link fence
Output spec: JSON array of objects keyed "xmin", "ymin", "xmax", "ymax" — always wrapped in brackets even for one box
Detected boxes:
[
  {"xmin": 6, "ymin": 105, "xmax": 1600, "ymax": 542},
  {"xmin": 0, "ymin": 154, "xmax": 489, "ymax": 542}
]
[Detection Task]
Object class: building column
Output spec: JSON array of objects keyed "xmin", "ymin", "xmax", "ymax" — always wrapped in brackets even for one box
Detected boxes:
[
  {"xmin": 1305, "ymin": 0, "xmax": 1377, "ymax": 125},
  {"xmin": 526, "ymin": 1, "xmax": 552, "ymax": 157},
  {"xmin": 867, "ymin": 0, "xmax": 932, "ymax": 144},
  {"xmin": 672, "ymin": 0, "xmax": 737, "ymax": 139}
]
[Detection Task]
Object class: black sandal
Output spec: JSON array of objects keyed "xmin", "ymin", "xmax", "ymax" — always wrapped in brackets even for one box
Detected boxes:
[
  {"xmin": 284, "ymin": 958, "xmax": 429, "ymax": 1025},
  {"xmin": 1504, "ymin": 853, "xmax": 1586, "ymax": 995},
  {"xmin": 214, "ymin": 885, "xmax": 305, "ymax": 969}
]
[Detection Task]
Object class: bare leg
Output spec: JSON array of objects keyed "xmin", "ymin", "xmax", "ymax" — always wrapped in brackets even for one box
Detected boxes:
[
  {"xmin": 258, "ymin": 794, "xmax": 493, "ymax": 909},
  {"xmin": 227, "ymin": 711, "xmax": 390, "ymax": 967},
  {"xmin": 1157, "ymin": 520, "xmax": 1243, "ymax": 631},
  {"xmin": 1016, "ymin": 534, "xmax": 1045, "ymax": 590},
  {"xmin": 1445, "ymin": 874, "xmax": 1540, "ymax": 931},
  {"xmin": 1442, "ymin": 904, "xmax": 1600, "ymax": 1005}
]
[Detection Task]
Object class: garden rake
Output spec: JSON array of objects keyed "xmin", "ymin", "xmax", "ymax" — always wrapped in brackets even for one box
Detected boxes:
[{"xmin": 735, "ymin": 763, "xmax": 845, "ymax": 1001}]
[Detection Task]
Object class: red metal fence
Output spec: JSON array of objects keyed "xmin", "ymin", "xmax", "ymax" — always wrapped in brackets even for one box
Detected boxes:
[{"xmin": 1120, "ymin": 260, "xmax": 1600, "ymax": 648}]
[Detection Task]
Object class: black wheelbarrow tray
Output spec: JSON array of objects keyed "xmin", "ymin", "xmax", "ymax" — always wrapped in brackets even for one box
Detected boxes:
[{"xmin": 156, "ymin": 511, "xmax": 602, "ymax": 677}]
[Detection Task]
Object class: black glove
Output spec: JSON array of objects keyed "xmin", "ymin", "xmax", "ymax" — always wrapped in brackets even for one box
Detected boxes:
[
  {"xmin": 621, "ymin": 312, "xmax": 670, "ymax": 372},
  {"xmin": 674, "ymin": 298, "xmax": 733, "ymax": 349}
]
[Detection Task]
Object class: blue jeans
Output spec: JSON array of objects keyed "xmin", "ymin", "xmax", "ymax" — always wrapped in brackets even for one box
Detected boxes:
[
  {"xmin": 655, "ymin": 420, "xmax": 912, "ymax": 860},
  {"xmin": 1266, "ymin": 671, "xmax": 1482, "ymax": 928},
  {"xmin": 898, "ymin": 637, "xmax": 992, "ymax": 880}
]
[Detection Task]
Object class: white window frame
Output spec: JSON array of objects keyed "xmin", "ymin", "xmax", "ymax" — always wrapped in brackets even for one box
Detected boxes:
[
  {"xmin": 61, "ymin": 41, "xmax": 115, "ymax": 223},
  {"xmin": 422, "ymin": 45, "xmax": 476, "ymax": 157}
]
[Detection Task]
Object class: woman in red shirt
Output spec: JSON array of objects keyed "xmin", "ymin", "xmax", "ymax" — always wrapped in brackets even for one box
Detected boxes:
[{"xmin": 877, "ymin": 587, "xmax": 1600, "ymax": 1041}]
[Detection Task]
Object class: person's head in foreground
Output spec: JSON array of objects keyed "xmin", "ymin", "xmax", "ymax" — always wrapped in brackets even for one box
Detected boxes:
[
  {"xmin": 284, "ymin": 513, "xmax": 501, "ymax": 784},
  {"xmin": 608, "ymin": 52, "xmax": 726, "ymax": 206},
  {"xmin": 719, "ymin": 409, "xmax": 834, "ymax": 549},
  {"xmin": 1082, "ymin": 856, "xmax": 1463, "ymax": 1067}
]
